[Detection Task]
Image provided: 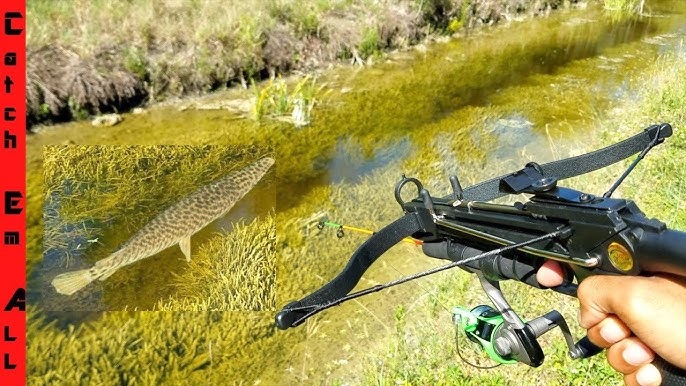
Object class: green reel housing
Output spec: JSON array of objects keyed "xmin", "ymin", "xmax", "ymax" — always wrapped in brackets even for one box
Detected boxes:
[{"xmin": 452, "ymin": 305, "xmax": 517, "ymax": 365}]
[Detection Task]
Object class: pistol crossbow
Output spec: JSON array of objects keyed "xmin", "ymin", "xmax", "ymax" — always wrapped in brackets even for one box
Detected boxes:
[{"xmin": 276, "ymin": 123, "xmax": 686, "ymax": 384}]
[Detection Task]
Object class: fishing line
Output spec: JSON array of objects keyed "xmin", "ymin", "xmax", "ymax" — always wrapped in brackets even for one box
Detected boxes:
[
  {"xmin": 317, "ymin": 220, "xmax": 423, "ymax": 245},
  {"xmin": 317, "ymin": 219, "xmax": 448, "ymax": 311}
]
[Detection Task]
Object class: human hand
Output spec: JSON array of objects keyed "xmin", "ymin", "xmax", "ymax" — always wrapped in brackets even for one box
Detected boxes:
[{"xmin": 536, "ymin": 260, "xmax": 686, "ymax": 386}]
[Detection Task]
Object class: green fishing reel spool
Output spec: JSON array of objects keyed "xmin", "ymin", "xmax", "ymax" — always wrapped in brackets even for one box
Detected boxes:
[{"xmin": 452, "ymin": 305, "xmax": 517, "ymax": 365}]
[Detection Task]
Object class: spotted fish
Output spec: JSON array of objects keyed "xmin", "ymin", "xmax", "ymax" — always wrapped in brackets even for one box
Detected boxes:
[{"xmin": 51, "ymin": 157, "xmax": 275, "ymax": 296}]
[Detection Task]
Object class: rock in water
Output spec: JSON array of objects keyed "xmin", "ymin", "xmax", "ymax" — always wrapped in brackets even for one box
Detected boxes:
[{"xmin": 91, "ymin": 114, "xmax": 122, "ymax": 127}]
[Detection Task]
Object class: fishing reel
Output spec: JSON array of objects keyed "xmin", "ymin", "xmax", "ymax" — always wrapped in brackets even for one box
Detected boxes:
[
  {"xmin": 453, "ymin": 273, "xmax": 599, "ymax": 367},
  {"xmin": 453, "ymin": 305, "xmax": 514, "ymax": 366}
]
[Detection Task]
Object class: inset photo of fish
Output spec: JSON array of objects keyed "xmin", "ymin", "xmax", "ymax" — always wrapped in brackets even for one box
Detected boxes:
[{"xmin": 36, "ymin": 145, "xmax": 275, "ymax": 312}]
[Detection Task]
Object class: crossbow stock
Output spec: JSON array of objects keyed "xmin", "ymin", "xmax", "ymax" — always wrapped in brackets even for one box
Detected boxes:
[{"xmin": 276, "ymin": 123, "xmax": 686, "ymax": 384}]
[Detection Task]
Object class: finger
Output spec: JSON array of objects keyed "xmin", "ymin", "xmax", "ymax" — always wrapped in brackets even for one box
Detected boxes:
[
  {"xmin": 586, "ymin": 315, "xmax": 631, "ymax": 348},
  {"xmin": 576, "ymin": 275, "xmax": 628, "ymax": 329},
  {"xmin": 606, "ymin": 337, "xmax": 655, "ymax": 375},
  {"xmin": 623, "ymin": 364, "xmax": 662, "ymax": 386},
  {"xmin": 536, "ymin": 260, "xmax": 565, "ymax": 287}
]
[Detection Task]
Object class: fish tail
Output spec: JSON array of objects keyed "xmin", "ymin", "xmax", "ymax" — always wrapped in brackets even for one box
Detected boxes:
[
  {"xmin": 96, "ymin": 264, "xmax": 119, "ymax": 281},
  {"xmin": 51, "ymin": 269, "xmax": 96, "ymax": 296},
  {"xmin": 51, "ymin": 262, "xmax": 121, "ymax": 295}
]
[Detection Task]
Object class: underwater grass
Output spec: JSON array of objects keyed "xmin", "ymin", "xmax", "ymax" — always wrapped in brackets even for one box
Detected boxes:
[
  {"xmin": 604, "ymin": 0, "xmax": 646, "ymax": 14},
  {"xmin": 38, "ymin": 145, "xmax": 275, "ymax": 312},
  {"xmin": 26, "ymin": 4, "xmax": 655, "ymax": 187},
  {"xmin": 27, "ymin": 309, "xmax": 285, "ymax": 386},
  {"xmin": 28, "ymin": 164, "xmax": 451, "ymax": 385},
  {"xmin": 27, "ymin": 78, "xmax": 686, "ymax": 385},
  {"xmin": 26, "ymin": 0, "xmax": 577, "ymax": 126},
  {"xmin": 156, "ymin": 215, "xmax": 276, "ymax": 311}
]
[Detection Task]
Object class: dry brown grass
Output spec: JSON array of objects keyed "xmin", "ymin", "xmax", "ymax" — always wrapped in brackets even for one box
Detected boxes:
[{"xmin": 27, "ymin": 45, "xmax": 144, "ymax": 125}]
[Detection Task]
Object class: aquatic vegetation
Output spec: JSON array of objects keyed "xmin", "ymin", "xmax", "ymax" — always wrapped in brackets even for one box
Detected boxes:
[
  {"xmin": 156, "ymin": 215, "xmax": 276, "ymax": 311},
  {"xmin": 604, "ymin": 0, "xmax": 646, "ymax": 14},
  {"xmin": 26, "ymin": 0, "xmax": 583, "ymax": 127},
  {"xmin": 27, "ymin": 309, "xmax": 283, "ymax": 385},
  {"xmin": 25, "ymin": 5, "xmax": 686, "ymax": 385},
  {"xmin": 50, "ymin": 157, "xmax": 274, "ymax": 296},
  {"xmin": 251, "ymin": 75, "xmax": 323, "ymax": 127},
  {"xmin": 42, "ymin": 146, "xmax": 270, "ymax": 256}
]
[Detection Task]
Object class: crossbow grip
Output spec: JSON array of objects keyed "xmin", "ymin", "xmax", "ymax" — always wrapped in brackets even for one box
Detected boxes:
[
  {"xmin": 655, "ymin": 357, "xmax": 686, "ymax": 386},
  {"xmin": 422, "ymin": 241, "xmax": 577, "ymax": 295}
]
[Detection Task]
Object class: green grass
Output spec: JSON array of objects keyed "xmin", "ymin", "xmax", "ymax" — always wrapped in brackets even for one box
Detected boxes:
[
  {"xmin": 24, "ymin": 3, "xmax": 686, "ymax": 384},
  {"xmin": 604, "ymin": 0, "xmax": 646, "ymax": 14},
  {"xmin": 251, "ymin": 75, "xmax": 324, "ymax": 126},
  {"xmin": 26, "ymin": 0, "xmax": 578, "ymax": 126}
]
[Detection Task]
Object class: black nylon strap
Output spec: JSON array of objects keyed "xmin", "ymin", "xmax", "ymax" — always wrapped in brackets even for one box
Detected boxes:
[
  {"xmin": 276, "ymin": 212, "xmax": 423, "ymax": 329},
  {"xmin": 455, "ymin": 124, "xmax": 670, "ymax": 202}
]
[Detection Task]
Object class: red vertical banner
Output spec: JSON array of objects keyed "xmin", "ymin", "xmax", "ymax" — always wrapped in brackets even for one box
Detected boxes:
[{"xmin": 0, "ymin": 1, "xmax": 26, "ymax": 385}]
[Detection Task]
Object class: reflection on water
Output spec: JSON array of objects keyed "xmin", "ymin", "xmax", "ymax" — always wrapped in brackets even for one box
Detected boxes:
[{"xmin": 327, "ymin": 136, "xmax": 412, "ymax": 184}]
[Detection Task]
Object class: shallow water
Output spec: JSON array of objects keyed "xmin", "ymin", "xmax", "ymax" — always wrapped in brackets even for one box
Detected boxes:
[{"xmin": 26, "ymin": 0, "xmax": 686, "ymax": 383}]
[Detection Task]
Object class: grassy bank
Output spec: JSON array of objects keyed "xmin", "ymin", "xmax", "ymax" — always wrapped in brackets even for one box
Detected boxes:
[{"xmin": 26, "ymin": 0, "xmax": 579, "ymax": 127}]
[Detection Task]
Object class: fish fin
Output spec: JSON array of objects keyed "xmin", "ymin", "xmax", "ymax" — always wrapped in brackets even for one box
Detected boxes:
[
  {"xmin": 179, "ymin": 237, "xmax": 192, "ymax": 262},
  {"xmin": 51, "ymin": 269, "xmax": 94, "ymax": 296}
]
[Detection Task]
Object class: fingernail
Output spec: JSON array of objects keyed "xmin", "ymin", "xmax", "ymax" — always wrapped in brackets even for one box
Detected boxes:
[
  {"xmin": 622, "ymin": 344, "xmax": 653, "ymax": 366},
  {"xmin": 635, "ymin": 364, "xmax": 661, "ymax": 386},
  {"xmin": 599, "ymin": 322, "xmax": 624, "ymax": 344}
]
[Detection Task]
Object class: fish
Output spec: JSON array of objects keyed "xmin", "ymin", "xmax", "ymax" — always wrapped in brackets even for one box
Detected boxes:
[{"xmin": 51, "ymin": 156, "xmax": 275, "ymax": 296}]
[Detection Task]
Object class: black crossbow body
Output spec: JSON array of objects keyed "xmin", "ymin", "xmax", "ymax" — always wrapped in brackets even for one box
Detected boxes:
[{"xmin": 276, "ymin": 123, "xmax": 686, "ymax": 384}]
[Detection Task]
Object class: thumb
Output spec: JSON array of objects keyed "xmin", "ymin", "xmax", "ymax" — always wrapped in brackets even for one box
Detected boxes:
[{"xmin": 576, "ymin": 275, "xmax": 627, "ymax": 329}]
